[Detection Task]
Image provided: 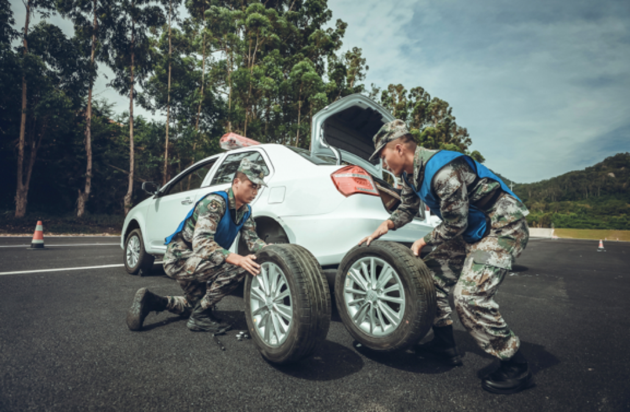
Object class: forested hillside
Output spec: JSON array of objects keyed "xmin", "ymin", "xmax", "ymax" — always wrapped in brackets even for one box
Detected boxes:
[
  {"xmin": 510, "ymin": 153, "xmax": 630, "ymax": 229},
  {"xmin": 1, "ymin": 0, "xmax": 478, "ymax": 222}
]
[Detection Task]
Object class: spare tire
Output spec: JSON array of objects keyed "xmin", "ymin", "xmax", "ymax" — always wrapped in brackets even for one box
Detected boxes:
[
  {"xmin": 335, "ymin": 240, "xmax": 436, "ymax": 352},
  {"xmin": 244, "ymin": 244, "xmax": 330, "ymax": 364}
]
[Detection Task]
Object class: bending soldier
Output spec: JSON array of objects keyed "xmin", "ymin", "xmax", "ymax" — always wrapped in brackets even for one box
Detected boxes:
[
  {"xmin": 126, "ymin": 158, "xmax": 268, "ymax": 334},
  {"xmin": 360, "ymin": 120, "xmax": 533, "ymax": 394}
]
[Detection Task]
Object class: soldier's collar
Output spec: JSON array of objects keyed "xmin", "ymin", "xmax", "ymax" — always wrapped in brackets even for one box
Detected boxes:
[
  {"xmin": 414, "ymin": 146, "xmax": 438, "ymax": 184},
  {"xmin": 412, "ymin": 146, "xmax": 424, "ymax": 184},
  {"xmin": 227, "ymin": 187, "xmax": 247, "ymax": 212}
]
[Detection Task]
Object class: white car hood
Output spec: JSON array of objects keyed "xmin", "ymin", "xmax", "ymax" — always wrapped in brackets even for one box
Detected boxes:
[{"xmin": 310, "ymin": 94, "xmax": 395, "ymax": 178}]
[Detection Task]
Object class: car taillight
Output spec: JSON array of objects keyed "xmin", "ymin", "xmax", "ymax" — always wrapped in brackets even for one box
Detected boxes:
[{"xmin": 331, "ymin": 165, "xmax": 380, "ymax": 197}]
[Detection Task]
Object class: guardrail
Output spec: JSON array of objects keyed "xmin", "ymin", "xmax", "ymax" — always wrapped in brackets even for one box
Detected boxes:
[{"xmin": 529, "ymin": 228, "xmax": 554, "ymax": 238}]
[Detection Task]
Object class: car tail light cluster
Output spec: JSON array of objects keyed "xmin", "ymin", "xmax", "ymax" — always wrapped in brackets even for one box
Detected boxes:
[{"xmin": 331, "ymin": 165, "xmax": 380, "ymax": 197}]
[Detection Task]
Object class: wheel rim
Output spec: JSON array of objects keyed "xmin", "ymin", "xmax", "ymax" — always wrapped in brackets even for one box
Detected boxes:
[
  {"xmin": 249, "ymin": 262, "xmax": 293, "ymax": 347},
  {"xmin": 126, "ymin": 235, "xmax": 140, "ymax": 268},
  {"xmin": 343, "ymin": 257, "xmax": 406, "ymax": 337}
]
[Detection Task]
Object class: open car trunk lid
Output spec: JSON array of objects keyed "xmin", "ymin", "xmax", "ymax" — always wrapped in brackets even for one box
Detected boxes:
[
  {"xmin": 310, "ymin": 94, "xmax": 394, "ymax": 179},
  {"xmin": 310, "ymin": 94, "xmax": 399, "ymax": 213},
  {"xmin": 310, "ymin": 94, "xmax": 425, "ymax": 219}
]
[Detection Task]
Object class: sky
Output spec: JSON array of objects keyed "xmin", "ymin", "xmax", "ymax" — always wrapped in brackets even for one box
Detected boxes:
[
  {"xmin": 9, "ymin": 0, "xmax": 630, "ymax": 183},
  {"xmin": 327, "ymin": 0, "xmax": 630, "ymax": 182}
]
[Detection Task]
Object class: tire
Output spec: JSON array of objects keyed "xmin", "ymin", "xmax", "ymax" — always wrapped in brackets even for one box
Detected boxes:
[
  {"xmin": 335, "ymin": 240, "xmax": 436, "ymax": 352},
  {"xmin": 124, "ymin": 229, "xmax": 155, "ymax": 276},
  {"xmin": 244, "ymin": 244, "xmax": 331, "ymax": 364},
  {"xmin": 238, "ymin": 224, "xmax": 289, "ymax": 255}
]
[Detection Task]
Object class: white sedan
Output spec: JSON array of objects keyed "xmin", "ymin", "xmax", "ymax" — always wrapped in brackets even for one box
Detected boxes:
[{"xmin": 121, "ymin": 94, "xmax": 438, "ymax": 275}]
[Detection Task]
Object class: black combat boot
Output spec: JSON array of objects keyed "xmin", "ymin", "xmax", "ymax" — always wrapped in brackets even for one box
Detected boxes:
[
  {"xmin": 126, "ymin": 288, "xmax": 168, "ymax": 331},
  {"xmin": 482, "ymin": 349, "xmax": 535, "ymax": 394},
  {"xmin": 415, "ymin": 325, "xmax": 463, "ymax": 366},
  {"xmin": 186, "ymin": 301, "xmax": 232, "ymax": 333}
]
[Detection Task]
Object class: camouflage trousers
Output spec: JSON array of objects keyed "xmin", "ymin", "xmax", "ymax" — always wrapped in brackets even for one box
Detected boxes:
[
  {"xmin": 163, "ymin": 259, "xmax": 248, "ymax": 314},
  {"xmin": 423, "ymin": 218, "xmax": 529, "ymax": 360}
]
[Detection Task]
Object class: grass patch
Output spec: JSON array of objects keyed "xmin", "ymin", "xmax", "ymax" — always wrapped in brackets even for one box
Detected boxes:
[
  {"xmin": 554, "ymin": 228, "xmax": 630, "ymax": 242},
  {"xmin": 0, "ymin": 212, "xmax": 123, "ymax": 235}
]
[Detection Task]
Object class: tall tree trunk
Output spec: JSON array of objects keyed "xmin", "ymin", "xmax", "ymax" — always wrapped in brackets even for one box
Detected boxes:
[
  {"xmin": 264, "ymin": 99, "xmax": 270, "ymax": 142},
  {"xmin": 295, "ymin": 84, "xmax": 302, "ymax": 147},
  {"xmin": 16, "ymin": 114, "xmax": 47, "ymax": 219},
  {"xmin": 77, "ymin": 0, "xmax": 98, "ymax": 217},
  {"xmin": 15, "ymin": 0, "xmax": 31, "ymax": 218},
  {"xmin": 243, "ymin": 35, "xmax": 259, "ymax": 138},
  {"xmin": 124, "ymin": 20, "xmax": 135, "ymax": 215},
  {"xmin": 195, "ymin": 4, "xmax": 206, "ymax": 132},
  {"xmin": 163, "ymin": 0, "xmax": 172, "ymax": 186},
  {"xmin": 308, "ymin": 103, "xmax": 313, "ymax": 151},
  {"xmin": 227, "ymin": 41, "xmax": 232, "ymax": 132}
]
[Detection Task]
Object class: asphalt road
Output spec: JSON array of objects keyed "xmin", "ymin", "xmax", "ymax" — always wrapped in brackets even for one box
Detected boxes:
[{"xmin": 0, "ymin": 236, "xmax": 629, "ymax": 412}]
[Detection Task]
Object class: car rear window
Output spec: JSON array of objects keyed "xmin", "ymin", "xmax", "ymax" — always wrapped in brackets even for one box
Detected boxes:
[{"xmin": 287, "ymin": 146, "xmax": 338, "ymax": 165}]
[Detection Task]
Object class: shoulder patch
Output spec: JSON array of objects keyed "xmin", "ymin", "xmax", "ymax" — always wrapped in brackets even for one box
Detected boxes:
[
  {"xmin": 197, "ymin": 194, "xmax": 226, "ymax": 213},
  {"xmin": 208, "ymin": 197, "xmax": 226, "ymax": 212}
]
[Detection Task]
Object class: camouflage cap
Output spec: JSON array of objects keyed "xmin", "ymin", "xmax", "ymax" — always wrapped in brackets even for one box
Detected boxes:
[
  {"xmin": 369, "ymin": 119, "xmax": 410, "ymax": 162},
  {"xmin": 237, "ymin": 158, "xmax": 267, "ymax": 187}
]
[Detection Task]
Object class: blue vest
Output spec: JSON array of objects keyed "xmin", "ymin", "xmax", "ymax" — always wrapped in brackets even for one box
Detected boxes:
[
  {"xmin": 403, "ymin": 150, "xmax": 521, "ymax": 243},
  {"xmin": 164, "ymin": 191, "xmax": 251, "ymax": 248}
]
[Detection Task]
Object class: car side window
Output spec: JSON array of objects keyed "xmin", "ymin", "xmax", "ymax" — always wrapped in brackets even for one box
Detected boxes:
[
  {"xmin": 163, "ymin": 159, "xmax": 217, "ymax": 196},
  {"xmin": 210, "ymin": 151, "xmax": 269, "ymax": 186}
]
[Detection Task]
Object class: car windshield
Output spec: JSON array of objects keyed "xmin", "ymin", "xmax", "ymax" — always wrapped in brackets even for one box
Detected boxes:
[{"xmin": 287, "ymin": 146, "xmax": 338, "ymax": 165}]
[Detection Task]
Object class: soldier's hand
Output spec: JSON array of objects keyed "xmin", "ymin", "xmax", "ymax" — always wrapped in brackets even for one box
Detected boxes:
[
  {"xmin": 359, "ymin": 220, "xmax": 395, "ymax": 246},
  {"xmin": 227, "ymin": 253, "xmax": 261, "ymax": 276},
  {"xmin": 411, "ymin": 237, "xmax": 427, "ymax": 257}
]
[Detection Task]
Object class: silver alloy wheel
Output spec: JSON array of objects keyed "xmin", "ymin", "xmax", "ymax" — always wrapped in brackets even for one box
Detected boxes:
[
  {"xmin": 126, "ymin": 235, "xmax": 140, "ymax": 268},
  {"xmin": 343, "ymin": 257, "xmax": 406, "ymax": 337},
  {"xmin": 250, "ymin": 262, "xmax": 293, "ymax": 347}
]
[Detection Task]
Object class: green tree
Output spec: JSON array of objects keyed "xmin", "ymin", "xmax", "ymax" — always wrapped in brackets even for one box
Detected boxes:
[
  {"xmin": 373, "ymin": 83, "xmax": 475, "ymax": 156},
  {"xmin": 326, "ymin": 46, "xmax": 368, "ymax": 101},
  {"xmin": 14, "ymin": 0, "xmax": 57, "ymax": 217},
  {"xmin": 288, "ymin": 58, "xmax": 323, "ymax": 147},
  {"xmin": 0, "ymin": 0, "xmax": 20, "ymax": 139},
  {"xmin": 14, "ymin": 21, "xmax": 88, "ymax": 218},
  {"xmin": 57, "ymin": 0, "xmax": 118, "ymax": 216},
  {"xmin": 103, "ymin": 0, "xmax": 164, "ymax": 214}
]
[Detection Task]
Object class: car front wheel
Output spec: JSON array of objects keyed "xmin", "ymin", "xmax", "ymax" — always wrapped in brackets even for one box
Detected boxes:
[
  {"xmin": 335, "ymin": 240, "xmax": 436, "ymax": 352},
  {"xmin": 124, "ymin": 228, "xmax": 155, "ymax": 276}
]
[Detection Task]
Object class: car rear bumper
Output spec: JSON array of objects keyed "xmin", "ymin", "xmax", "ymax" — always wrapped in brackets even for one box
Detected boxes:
[{"xmin": 281, "ymin": 194, "xmax": 434, "ymax": 266}]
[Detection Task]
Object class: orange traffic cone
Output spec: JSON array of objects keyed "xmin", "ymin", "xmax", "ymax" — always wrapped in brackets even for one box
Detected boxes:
[
  {"xmin": 597, "ymin": 239, "xmax": 605, "ymax": 252},
  {"xmin": 31, "ymin": 221, "xmax": 45, "ymax": 249}
]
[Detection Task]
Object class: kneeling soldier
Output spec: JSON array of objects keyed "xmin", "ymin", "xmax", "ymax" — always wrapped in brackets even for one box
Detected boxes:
[
  {"xmin": 361, "ymin": 120, "xmax": 533, "ymax": 394},
  {"xmin": 127, "ymin": 158, "xmax": 268, "ymax": 334}
]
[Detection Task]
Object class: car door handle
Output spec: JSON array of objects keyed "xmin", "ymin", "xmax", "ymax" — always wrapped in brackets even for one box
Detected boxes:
[{"xmin": 181, "ymin": 198, "xmax": 193, "ymax": 205}]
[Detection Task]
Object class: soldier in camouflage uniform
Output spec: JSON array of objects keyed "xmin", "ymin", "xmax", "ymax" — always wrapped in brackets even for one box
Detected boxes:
[
  {"xmin": 360, "ymin": 119, "xmax": 534, "ymax": 394},
  {"xmin": 126, "ymin": 158, "xmax": 268, "ymax": 334}
]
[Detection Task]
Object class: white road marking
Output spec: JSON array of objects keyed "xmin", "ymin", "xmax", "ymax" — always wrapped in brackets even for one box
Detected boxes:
[
  {"xmin": 0, "ymin": 262, "xmax": 163, "ymax": 276},
  {"xmin": 0, "ymin": 243, "xmax": 120, "ymax": 248}
]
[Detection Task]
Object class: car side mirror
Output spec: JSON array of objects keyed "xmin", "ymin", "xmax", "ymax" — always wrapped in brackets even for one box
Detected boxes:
[{"xmin": 142, "ymin": 181, "xmax": 161, "ymax": 196}]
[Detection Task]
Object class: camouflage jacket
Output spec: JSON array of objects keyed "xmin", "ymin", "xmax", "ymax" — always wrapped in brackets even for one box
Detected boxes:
[
  {"xmin": 389, "ymin": 147, "xmax": 529, "ymax": 246},
  {"xmin": 163, "ymin": 188, "xmax": 266, "ymax": 270}
]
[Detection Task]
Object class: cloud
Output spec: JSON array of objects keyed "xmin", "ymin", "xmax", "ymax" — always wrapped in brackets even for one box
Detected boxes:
[{"xmin": 329, "ymin": 0, "xmax": 630, "ymax": 182}]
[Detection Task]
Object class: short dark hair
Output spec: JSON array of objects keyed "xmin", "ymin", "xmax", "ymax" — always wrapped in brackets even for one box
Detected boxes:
[
  {"xmin": 400, "ymin": 134, "xmax": 415, "ymax": 145},
  {"xmin": 232, "ymin": 171, "xmax": 248, "ymax": 184},
  {"xmin": 386, "ymin": 133, "xmax": 416, "ymax": 151}
]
